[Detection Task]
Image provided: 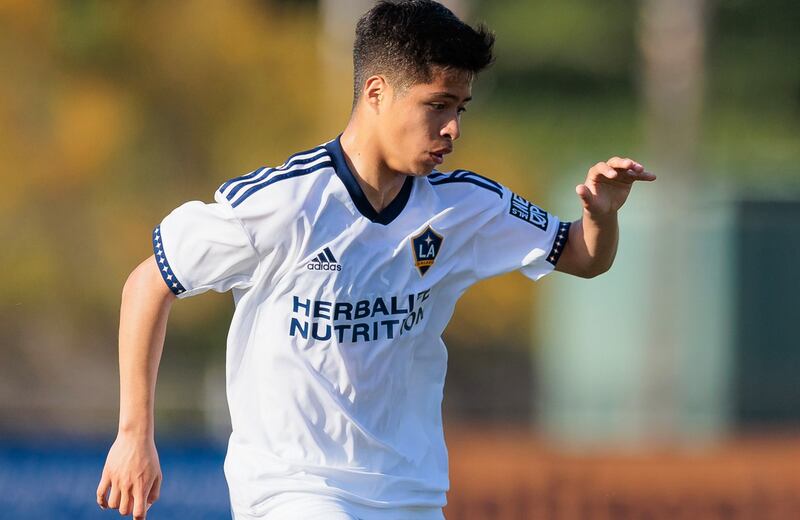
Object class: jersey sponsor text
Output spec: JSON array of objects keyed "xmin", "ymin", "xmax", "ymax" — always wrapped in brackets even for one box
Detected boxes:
[{"xmin": 289, "ymin": 290, "xmax": 431, "ymax": 343}]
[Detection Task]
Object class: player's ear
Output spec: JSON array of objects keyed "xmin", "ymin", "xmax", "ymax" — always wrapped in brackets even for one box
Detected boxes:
[{"xmin": 363, "ymin": 75, "xmax": 387, "ymax": 113}]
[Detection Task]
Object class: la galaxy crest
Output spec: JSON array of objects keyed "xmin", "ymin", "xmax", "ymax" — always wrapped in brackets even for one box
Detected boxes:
[{"xmin": 410, "ymin": 225, "xmax": 443, "ymax": 276}]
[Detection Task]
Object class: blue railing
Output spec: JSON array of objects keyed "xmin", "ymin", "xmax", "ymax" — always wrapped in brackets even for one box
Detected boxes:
[{"xmin": 0, "ymin": 436, "xmax": 232, "ymax": 519}]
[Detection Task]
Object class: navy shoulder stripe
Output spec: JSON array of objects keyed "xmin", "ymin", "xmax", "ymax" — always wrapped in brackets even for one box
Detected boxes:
[
  {"xmin": 427, "ymin": 169, "xmax": 503, "ymax": 198},
  {"xmin": 218, "ymin": 146, "xmax": 327, "ymax": 200},
  {"xmin": 230, "ymin": 155, "xmax": 332, "ymax": 208},
  {"xmin": 218, "ymin": 166, "xmax": 267, "ymax": 196}
]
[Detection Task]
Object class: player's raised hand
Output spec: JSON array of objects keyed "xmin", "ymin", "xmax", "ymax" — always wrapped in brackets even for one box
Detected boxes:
[
  {"xmin": 97, "ymin": 432, "xmax": 162, "ymax": 519},
  {"xmin": 575, "ymin": 157, "xmax": 656, "ymax": 216}
]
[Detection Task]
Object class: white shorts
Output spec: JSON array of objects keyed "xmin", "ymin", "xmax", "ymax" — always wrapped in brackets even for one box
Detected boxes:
[{"xmin": 231, "ymin": 492, "xmax": 445, "ymax": 520}]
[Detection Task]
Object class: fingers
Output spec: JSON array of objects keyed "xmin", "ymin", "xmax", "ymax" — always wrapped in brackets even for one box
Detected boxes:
[
  {"xmin": 96, "ymin": 473, "xmax": 111, "ymax": 510},
  {"xmin": 575, "ymin": 184, "xmax": 592, "ymax": 210},
  {"xmin": 592, "ymin": 161, "xmax": 620, "ymax": 181},
  {"xmin": 590, "ymin": 158, "xmax": 656, "ymax": 183},
  {"xmin": 119, "ymin": 484, "xmax": 132, "ymax": 516},
  {"xmin": 634, "ymin": 169, "xmax": 657, "ymax": 181},
  {"xmin": 129, "ymin": 474, "xmax": 161, "ymax": 519},
  {"xmin": 107, "ymin": 482, "xmax": 121, "ymax": 510},
  {"xmin": 606, "ymin": 156, "xmax": 642, "ymax": 172},
  {"xmin": 133, "ymin": 480, "xmax": 153, "ymax": 520},
  {"xmin": 148, "ymin": 473, "xmax": 162, "ymax": 506},
  {"xmin": 101, "ymin": 476, "xmax": 160, "ymax": 518}
]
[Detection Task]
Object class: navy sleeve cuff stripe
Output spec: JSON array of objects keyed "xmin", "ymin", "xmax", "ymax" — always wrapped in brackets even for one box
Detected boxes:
[
  {"xmin": 546, "ymin": 221, "xmax": 571, "ymax": 266},
  {"xmin": 153, "ymin": 225, "xmax": 187, "ymax": 296}
]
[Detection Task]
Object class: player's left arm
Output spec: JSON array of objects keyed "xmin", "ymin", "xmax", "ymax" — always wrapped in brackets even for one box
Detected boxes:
[{"xmin": 555, "ymin": 157, "xmax": 656, "ymax": 278}]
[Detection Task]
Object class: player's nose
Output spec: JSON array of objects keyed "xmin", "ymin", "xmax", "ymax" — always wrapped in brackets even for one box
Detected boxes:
[{"xmin": 441, "ymin": 116, "xmax": 461, "ymax": 141}]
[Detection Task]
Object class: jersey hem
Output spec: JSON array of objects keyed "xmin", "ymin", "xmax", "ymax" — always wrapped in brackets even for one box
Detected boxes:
[{"xmin": 232, "ymin": 486, "xmax": 447, "ymax": 519}]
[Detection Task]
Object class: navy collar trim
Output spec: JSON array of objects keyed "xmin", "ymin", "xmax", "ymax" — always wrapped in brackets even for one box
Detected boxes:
[{"xmin": 324, "ymin": 134, "xmax": 413, "ymax": 226}]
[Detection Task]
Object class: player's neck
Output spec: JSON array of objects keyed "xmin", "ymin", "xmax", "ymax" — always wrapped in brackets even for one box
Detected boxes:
[{"xmin": 339, "ymin": 125, "xmax": 407, "ymax": 214}]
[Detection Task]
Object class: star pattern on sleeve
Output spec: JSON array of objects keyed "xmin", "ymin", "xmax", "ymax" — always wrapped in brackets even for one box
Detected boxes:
[
  {"xmin": 546, "ymin": 221, "xmax": 571, "ymax": 266},
  {"xmin": 152, "ymin": 225, "xmax": 186, "ymax": 295}
]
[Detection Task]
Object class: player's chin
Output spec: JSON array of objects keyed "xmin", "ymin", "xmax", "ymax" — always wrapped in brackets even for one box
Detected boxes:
[{"xmin": 412, "ymin": 157, "xmax": 439, "ymax": 176}]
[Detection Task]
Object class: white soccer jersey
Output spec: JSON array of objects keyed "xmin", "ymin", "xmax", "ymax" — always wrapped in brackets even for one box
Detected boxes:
[{"xmin": 153, "ymin": 135, "xmax": 571, "ymax": 519}]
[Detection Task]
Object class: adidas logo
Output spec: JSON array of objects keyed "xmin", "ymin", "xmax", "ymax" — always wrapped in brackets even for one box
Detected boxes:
[{"xmin": 306, "ymin": 247, "xmax": 342, "ymax": 271}]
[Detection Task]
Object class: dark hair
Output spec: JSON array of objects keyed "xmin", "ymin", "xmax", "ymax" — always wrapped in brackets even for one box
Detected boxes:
[{"xmin": 352, "ymin": 0, "xmax": 495, "ymax": 107}]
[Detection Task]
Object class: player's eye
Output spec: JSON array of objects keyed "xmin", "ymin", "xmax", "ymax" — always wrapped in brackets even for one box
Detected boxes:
[
  {"xmin": 429, "ymin": 103, "xmax": 446, "ymax": 110},
  {"xmin": 457, "ymin": 107, "xmax": 467, "ymax": 115}
]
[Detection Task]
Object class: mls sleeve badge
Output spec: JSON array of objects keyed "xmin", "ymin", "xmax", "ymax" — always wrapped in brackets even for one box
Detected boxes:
[
  {"xmin": 509, "ymin": 192, "xmax": 548, "ymax": 231},
  {"xmin": 410, "ymin": 225, "xmax": 443, "ymax": 276}
]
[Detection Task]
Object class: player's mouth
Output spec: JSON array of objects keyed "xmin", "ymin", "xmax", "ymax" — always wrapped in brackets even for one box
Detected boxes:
[{"xmin": 429, "ymin": 147, "xmax": 452, "ymax": 165}]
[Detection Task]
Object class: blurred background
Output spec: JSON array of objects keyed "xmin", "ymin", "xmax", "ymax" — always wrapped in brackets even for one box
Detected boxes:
[{"xmin": 1, "ymin": 0, "xmax": 799, "ymax": 518}]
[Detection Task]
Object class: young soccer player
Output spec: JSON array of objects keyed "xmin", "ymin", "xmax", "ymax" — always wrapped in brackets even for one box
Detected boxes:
[{"xmin": 96, "ymin": 1, "xmax": 655, "ymax": 519}]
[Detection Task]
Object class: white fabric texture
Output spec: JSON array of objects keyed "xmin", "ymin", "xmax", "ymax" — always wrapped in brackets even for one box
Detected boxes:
[
  {"xmin": 230, "ymin": 491, "xmax": 444, "ymax": 520},
  {"xmin": 156, "ymin": 137, "xmax": 567, "ymax": 518}
]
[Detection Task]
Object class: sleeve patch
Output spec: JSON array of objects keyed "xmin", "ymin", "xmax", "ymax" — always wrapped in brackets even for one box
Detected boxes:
[
  {"xmin": 546, "ymin": 221, "xmax": 571, "ymax": 266},
  {"xmin": 509, "ymin": 192, "xmax": 549, "ymax": 231},
  {"xmin": 152, "ymin": 225, "xmax": 187, "ymax": 296}
]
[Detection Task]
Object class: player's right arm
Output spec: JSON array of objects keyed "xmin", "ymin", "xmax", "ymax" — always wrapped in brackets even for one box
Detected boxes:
[
  {"xmin": 94, "ymin": 190, "xmax": 266, "ymax": 516},
  {"xmin": 97, "ymin": 255, "xmax": 175, "ymax": 520}
]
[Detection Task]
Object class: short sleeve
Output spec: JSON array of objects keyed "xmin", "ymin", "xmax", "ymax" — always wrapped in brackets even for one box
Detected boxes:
[
  {"xmin": 470, "ymin": 188, "xmax": 571, "ymax": 282},
  {"xmin": 153, "ymin": 199, "xmax": 260, "ymax": 298}
]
